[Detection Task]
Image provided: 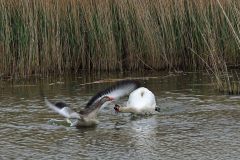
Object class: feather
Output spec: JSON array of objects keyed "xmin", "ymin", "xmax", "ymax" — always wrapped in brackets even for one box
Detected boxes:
[
  {"xmin": 85, "ymin": 80, "xmax": 140, "ymax": 109},
  {"xmin": 44, "ymin": 98, "xmax": 80, "ymax": 119}
]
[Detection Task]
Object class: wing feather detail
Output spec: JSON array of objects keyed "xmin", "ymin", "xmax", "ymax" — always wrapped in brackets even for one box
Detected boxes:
[
  {"xmin": 85, "ymin": 80, "xmax": 140, "ymax": 109},
  {"xmin": 45, "ymin": 98, "xmax": 80, "ymax": 119}
]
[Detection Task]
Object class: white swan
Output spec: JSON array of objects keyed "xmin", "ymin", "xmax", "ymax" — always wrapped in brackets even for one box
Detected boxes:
[
  {"xmin": 114, "ymin": 87, "xmax": 160, "ymax": 114},
  {"xmin": 44, "ymin": 80, "xmax": 140, "ymax": 127}
]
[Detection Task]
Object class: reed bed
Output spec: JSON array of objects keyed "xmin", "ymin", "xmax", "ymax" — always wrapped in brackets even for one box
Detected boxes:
[{"xmin": 1, "ymin": 0, "xmax": 240, "ymax": 77}]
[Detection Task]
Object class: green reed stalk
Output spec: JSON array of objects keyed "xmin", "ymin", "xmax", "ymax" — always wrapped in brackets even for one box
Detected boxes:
[{"xmin": 0, "ymin": 0, "xmax": 240, "ymax": 77}]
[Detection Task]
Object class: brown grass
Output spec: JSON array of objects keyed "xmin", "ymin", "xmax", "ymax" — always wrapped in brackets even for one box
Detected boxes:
[{"xmin": 0, "ymin": 0, "xmax": 240, "ymax": 78}]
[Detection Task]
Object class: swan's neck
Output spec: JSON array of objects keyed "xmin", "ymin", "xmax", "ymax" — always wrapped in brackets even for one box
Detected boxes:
[{"xmin": 119, "ymin": 106, "xmax": 135, "ymax": 113}]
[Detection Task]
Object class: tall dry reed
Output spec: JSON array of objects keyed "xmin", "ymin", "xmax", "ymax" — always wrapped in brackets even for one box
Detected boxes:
[{"xmin": 0, "ymin": 0, "xmax": 240, "ymax": 77}]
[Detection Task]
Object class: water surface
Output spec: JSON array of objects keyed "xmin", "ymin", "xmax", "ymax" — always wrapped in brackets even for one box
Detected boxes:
[{"xmin": 1, "ymin": 72, "xmax": 240, "ymax": 159}]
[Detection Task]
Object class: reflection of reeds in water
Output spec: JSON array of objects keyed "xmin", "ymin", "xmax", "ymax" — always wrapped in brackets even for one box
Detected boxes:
[
  {"xmin": 217, "ymin": 71, "xmax": 240, "ymax": 95},
  {"xmin": 1, "ymin": 0, "xmax": 240, "ymax": 77}
]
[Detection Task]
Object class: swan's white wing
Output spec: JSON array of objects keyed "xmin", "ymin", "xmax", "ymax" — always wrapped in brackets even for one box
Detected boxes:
[
  {"xmin": 85, "ymin": 80, "xmax": 140, "ymax": 109},
  {"xmin": 45, "ymin": 98, "xmax": 80, "ymax": 119}
]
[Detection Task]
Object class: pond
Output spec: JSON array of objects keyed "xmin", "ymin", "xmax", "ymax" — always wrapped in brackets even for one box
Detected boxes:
[{"xmin": 0, "ymin": 72, "xmax": 240, "ymax": 159}]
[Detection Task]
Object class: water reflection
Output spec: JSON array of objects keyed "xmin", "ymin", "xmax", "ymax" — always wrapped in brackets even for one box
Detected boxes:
[{"xmin": 1, "ymin": 72, "xmax": 240, "ymax": 159}]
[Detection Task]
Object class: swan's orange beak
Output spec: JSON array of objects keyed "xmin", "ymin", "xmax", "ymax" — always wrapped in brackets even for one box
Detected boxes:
[{"xmin": 114, "ymin": 104, "xmax": 120, "ymax": 113}]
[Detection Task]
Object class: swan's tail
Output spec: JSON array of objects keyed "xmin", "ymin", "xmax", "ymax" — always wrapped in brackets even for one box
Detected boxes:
[{"xmin": 155, "ymin": 106, "xmax": 161, "ymax": 112}]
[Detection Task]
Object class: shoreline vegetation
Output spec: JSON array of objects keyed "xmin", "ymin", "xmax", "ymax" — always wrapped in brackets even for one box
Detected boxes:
[{"xmin": 1, "ymin": 0, "xmax": 240, "ymax": 93}]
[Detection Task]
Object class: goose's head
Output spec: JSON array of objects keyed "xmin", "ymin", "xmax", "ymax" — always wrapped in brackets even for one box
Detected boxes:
[
  {"xmin": 100, "ymin": 96, "xmax": 114, "ymax": 103},
  {"xmin": 79, "ymin": 96, "xmax": 114, "ymax": 116}
]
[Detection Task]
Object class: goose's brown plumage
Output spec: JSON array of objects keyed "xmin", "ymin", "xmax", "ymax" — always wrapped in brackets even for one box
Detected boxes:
[{"xmin": 45, "ymin": 80, "xmax": 140, "ymax": 127}]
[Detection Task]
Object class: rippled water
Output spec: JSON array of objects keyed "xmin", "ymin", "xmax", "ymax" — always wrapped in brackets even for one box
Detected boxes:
[{"xmin": 1, "ymin": 72, "xmax": 240, "ymax": 159}]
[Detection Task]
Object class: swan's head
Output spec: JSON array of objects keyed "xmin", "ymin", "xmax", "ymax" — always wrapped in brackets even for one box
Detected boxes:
[{"xmin": 114, "ymin": 104, "xmax": 121, "ymax": 113}]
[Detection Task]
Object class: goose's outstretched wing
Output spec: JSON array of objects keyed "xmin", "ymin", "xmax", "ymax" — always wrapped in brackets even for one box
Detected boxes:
[
  {"xmin": 44, "ymin": 98, "xmax": 80, "ymax": 119},
  {"xmin": 85, "ymin": 80, "xmax": 141, "ymax": 109},
  {"xmin": 79, "ymin": 96, "xmax": 113, "ymax": 120}
]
